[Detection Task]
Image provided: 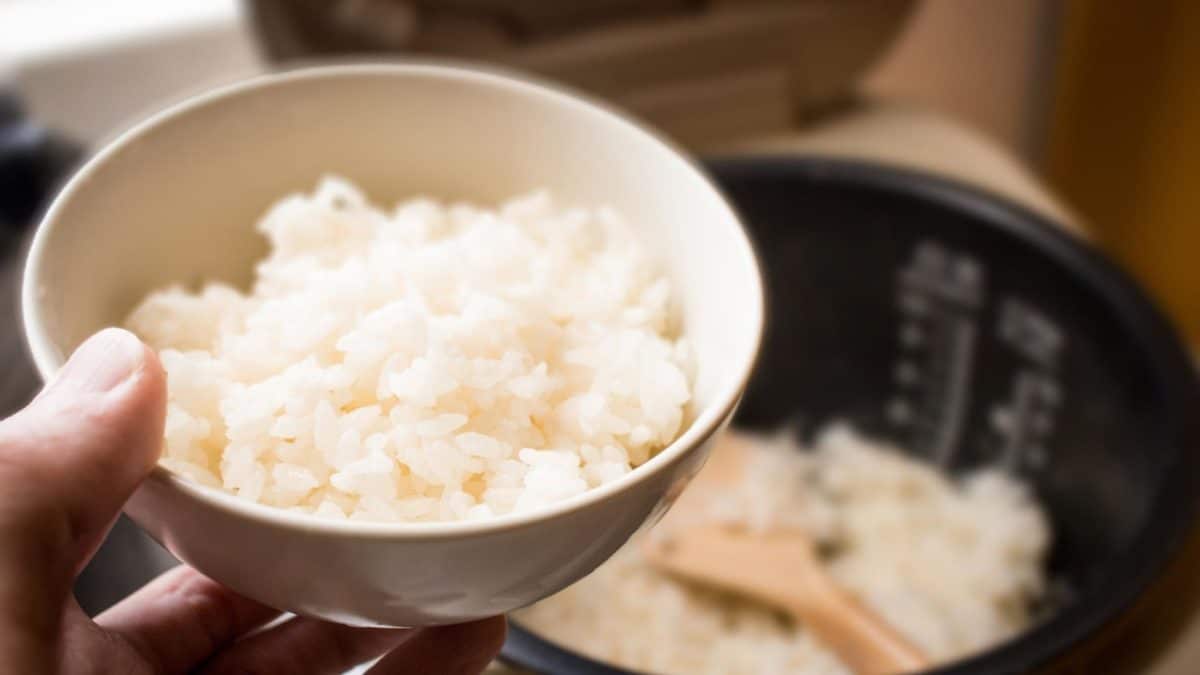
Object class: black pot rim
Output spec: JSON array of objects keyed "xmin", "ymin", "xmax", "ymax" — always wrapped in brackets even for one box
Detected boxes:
[{"xmin": 501, "ymin": 155, "xmax": 1200, "ymax": 675}]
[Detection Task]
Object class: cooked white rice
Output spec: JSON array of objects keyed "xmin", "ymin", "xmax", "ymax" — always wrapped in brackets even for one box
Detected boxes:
[
  {"xmin": 498, "ymin": 425, "xmax": 1050, "ymax": 675},
  {"xmin": 126, "ymin": 177, "xmax": 691, "ymax": 522}
]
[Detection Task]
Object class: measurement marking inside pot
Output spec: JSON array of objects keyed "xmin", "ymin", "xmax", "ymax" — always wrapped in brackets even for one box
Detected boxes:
[
  {"xmin": 892, "ymin": 241, "xmax": 984, "ymax": 465},
  {"xmin": 932, "ymin": 316, "xmax": 977, "ymax": 466},
  {"xmin": 992, "ymin": 299, "xmax": 1066, "ymax": 471}
]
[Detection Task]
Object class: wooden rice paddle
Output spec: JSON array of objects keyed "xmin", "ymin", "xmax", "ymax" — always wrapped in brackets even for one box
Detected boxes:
[{"xmin": 643, "ymin": 434, "xmax": 929, "ymax": 675}]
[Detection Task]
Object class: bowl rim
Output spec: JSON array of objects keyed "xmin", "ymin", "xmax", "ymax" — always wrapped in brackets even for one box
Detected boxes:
[
  {"xmin": 20, "ymin": 62, "xmax": 766, "ymax": 540},
  {"xmin": 502, "ymin": 155, "xmax": 1200, "ymax": 675}
]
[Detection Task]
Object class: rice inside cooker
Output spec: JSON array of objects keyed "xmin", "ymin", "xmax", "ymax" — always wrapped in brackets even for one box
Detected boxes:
[{"xmin": 500, "ymin": 424, "xmax": 1050, "ymax": 675}]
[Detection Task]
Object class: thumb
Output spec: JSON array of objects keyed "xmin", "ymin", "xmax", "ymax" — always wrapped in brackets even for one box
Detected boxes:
[{"xmin": 0, "ymin": 328, "xmax": 166, "ymax": 579}]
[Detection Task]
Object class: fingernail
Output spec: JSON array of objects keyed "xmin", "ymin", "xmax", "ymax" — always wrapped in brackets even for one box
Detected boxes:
[{"xmin": 52, "ymin": 328, "xmax": 146, "ymax": 394}]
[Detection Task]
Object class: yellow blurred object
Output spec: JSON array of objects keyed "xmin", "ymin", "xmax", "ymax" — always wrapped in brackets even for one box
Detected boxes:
[{"xmin": 1046, "ymin": 1, "xmax": 1200, "ymax": 342}]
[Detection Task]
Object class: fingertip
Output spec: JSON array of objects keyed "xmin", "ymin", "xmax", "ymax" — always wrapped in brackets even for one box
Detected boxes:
[
  {"xmin": 123, "ymin": 337, "xmax": 167, "ymax": 466},
  {"xmin": 50, "ymin": 328, "xmax": 150, "ymax": 396},
  {"xmin": 99, "ymin": 327, "xmax": 166, "ymax": 404},
  {"xmin": 465, "ymin": 616, "xmax": 507, "ymax": 661},
  {"xmin": 136, "ymin": 333, "xmax": 166, "ymax": 394},
  {"xmin": 0, "ymin": 328, "xmax": 168, "ymax": 569},
  {"xmin": 441, "ymin": 617, "xmax": 508, "ymax": 669},
  {"xmin": 66, "ymin": 328, "xmax": 167, "ymax": 478},
  {"xmin": 368, "ymin": 616, "xmax": 507, "ymax": 675}
]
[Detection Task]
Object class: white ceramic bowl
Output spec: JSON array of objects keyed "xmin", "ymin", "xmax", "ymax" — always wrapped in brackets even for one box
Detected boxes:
[{"xmin": 21, "ymin": 63, "xmax": 763, "ymax": 627}]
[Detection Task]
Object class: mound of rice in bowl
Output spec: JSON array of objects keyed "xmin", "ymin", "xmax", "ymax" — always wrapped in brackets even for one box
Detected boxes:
[{"xmin": 125, "ymin": 177, "xmax": 692, "ymax": 522}]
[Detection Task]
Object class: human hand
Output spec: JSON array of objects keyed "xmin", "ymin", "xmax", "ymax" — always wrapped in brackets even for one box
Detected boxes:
[{"xmin": 0, "ymin": 328, "xmax": 506, "ymax": 674}]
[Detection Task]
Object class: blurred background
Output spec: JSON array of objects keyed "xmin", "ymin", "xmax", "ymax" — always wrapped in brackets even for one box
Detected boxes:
[
  {"xmin": 1, "ymin": 1, "xmax": 1198, "ymax": 673},
  {"xmin": 2, "ymin": 0, "xmax": 1197, "ymax": 346}
]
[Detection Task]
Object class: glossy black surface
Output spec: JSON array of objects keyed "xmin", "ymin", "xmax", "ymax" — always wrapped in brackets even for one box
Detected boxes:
[{"xmin": 0, "ymin": 92, "xmax": 82, "ymax": 229}]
